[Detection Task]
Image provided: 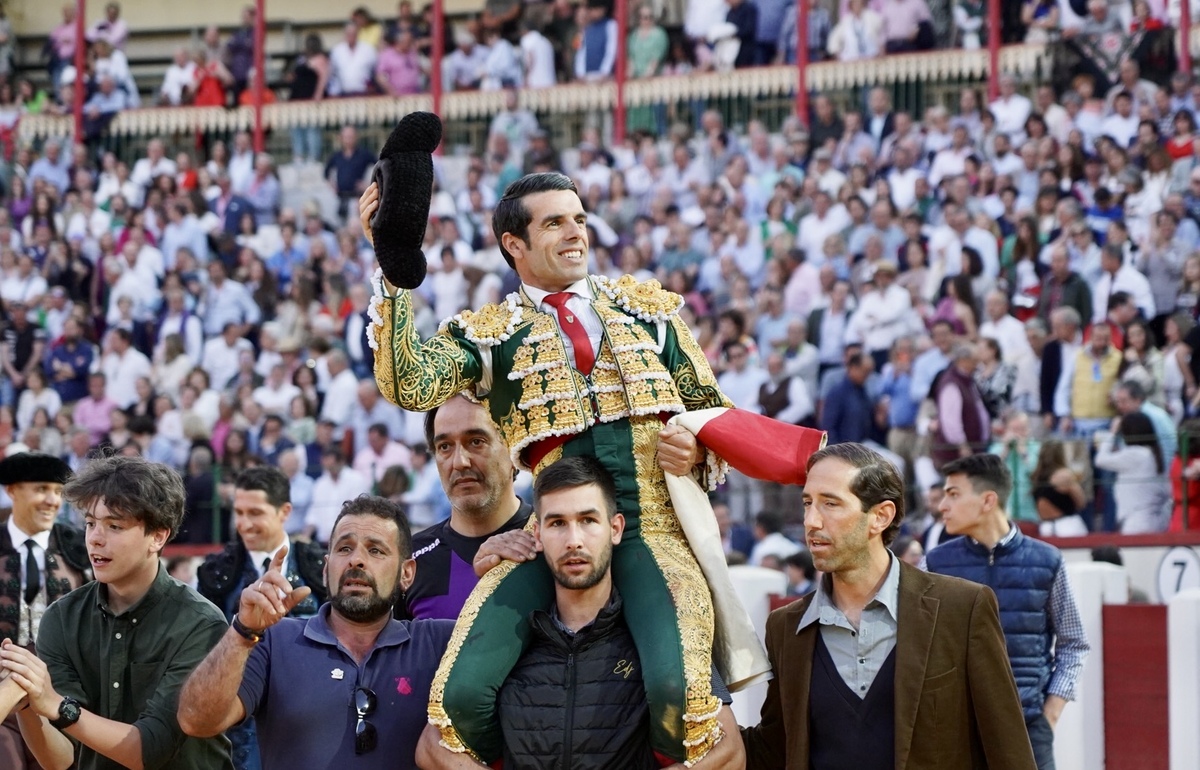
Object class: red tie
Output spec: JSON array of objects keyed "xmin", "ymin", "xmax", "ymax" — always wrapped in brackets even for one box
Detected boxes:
[{"xmin": 543, "ymin": 292, "xmax": 595, "ymax": 375}]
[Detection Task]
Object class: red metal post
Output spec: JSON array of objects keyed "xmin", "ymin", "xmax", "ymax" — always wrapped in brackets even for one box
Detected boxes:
[
  {"xmin": 795, "ymin": 0, "xmax": 808, "ymax": 127},
  {"xmin": 431, "ymin": 0, "xmax": 444, "ymax": 118},
  {"xmin": 431, "ymin": 0, "xmax": 444, "ymax": 153},
  {"xmin": 73, "ymin": 0, "xmax": 87, "ymax": 143},
  {"xmin": 614, "ymin": 0, "xmax": 628, "ymax": 145},
  {"xmin": 252, "ymin": 0, "xmax": 266, "ymax": 153},
  {"xmin": 987, "ymin": 0, "xmax": 1001, "ymax": 101},
  {"xmin": 1182, "ymin": 0, "xmax": 1193, "ymax": 75}
]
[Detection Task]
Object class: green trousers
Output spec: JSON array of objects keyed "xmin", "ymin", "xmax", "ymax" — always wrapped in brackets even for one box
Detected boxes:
[{"xmin": 428, "ymin": 418, "xmax": 721, "ymax": 764}]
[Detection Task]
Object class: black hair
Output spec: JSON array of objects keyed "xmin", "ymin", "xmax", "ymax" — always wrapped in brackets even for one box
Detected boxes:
[
  {"xmin": 235, "ymin": 465, "xmax": 292, "ymax": 508},
  {"xmin": 64, "ymin": 456, "xmax": 186, "ymax": 541},
  {"xmin": 940, "ymin": 453, "xmax": 1013, "ymax": 510},
  {"xmin": 533, "ymin": 455, "xmax": 618, "ymax": 521},
  {"xmin": 805, "ymin": 443, "xmax": 905, "ymax": 545},
  {"xmin": 492, "ymin": 172, "xmax": 579, "ymax": 269},
  {"xmin": 331, "ymin": 494, "xmax": 413, "ymax": 558},
  {"xmin": 754, "ymin": 510, "xmax": 784, "ymax": 535},
  {"xmin": 1117, "ymin": 412, "xmax": 1163, "ymax": 474}
]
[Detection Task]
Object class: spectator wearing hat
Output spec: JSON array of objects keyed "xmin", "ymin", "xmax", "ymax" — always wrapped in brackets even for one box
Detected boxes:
[{"xmin": 0, "ymin": 451, "xmax": 88, "ymax": 769}]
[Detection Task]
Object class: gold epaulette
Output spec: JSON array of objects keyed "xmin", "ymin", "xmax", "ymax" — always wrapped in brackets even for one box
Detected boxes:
[
  {"xmin": 595, "ymin": 275, "xmax": 684, "ymax": 323},
  {"xmin": 439, "ymin": 293, "xmax": 524, "ymax": 347}
]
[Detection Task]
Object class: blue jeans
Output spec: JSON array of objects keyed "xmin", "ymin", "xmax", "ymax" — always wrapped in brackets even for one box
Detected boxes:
[
  {"xmin": 1026, "ymin": 713, "xmax": 1056, "ymax": 770},
  {"xmin": 289, "ymin": 125, "xmax": 322, "ymax": 162}
]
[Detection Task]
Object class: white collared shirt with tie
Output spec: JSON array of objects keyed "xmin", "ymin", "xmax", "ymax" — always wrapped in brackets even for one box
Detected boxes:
[{"xmin": 7, "ymin": 517, "xmax": 52, "ymax": 645}]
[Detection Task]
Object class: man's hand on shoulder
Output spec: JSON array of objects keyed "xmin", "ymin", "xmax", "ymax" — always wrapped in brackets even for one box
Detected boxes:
[{"xmin": 473, "ymin": 531, "xmax": 541, "ymax": 578}]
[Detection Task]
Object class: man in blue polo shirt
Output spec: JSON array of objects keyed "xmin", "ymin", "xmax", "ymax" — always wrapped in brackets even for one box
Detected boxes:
[{"xmin": 177, "ymin": 496, "xmax": 453, "ymax": 768}]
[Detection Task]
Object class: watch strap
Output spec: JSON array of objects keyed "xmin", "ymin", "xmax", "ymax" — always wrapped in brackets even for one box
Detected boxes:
[
  {"xmin": 231, "ymin": 614, "xmax": 263, "ymax": 644},
  {"xmin": 50, "ymin": 696, "xmax": 80, "ymax": 730}
]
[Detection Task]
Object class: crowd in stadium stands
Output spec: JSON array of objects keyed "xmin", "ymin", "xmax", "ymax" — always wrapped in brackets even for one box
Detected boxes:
[{"xmin": 0, "ymin": 0, "xmax": 1195, "ymax": 566}]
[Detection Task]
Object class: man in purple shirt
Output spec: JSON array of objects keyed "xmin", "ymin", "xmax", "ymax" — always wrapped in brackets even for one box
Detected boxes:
[
  {"xmin": 877, "ymin": 0, "xmax": 932, "ymax": 52},
  {"xmin": 71, "ymin": 373, "xmax": 118, "ymax": 448},
  {"xmin": 374, "ymin": 28, "xmax": 423, "ymax": 96},
  {"xmin": 401, "ymin": 394, "xmax": 529, "ymax": 621}
]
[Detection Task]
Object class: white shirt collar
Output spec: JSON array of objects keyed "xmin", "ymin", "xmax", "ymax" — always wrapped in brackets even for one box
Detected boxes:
[
  {"xmin": 523, "ymin": 278, "xmax": 594, "ymax": 309},
  {"xmin": 247, "ymin": 538, "xmax": 290, "ymax": 577},
  {"xmin": 7, "ymin": 517, "xmax": 51, "ymax": 552}
]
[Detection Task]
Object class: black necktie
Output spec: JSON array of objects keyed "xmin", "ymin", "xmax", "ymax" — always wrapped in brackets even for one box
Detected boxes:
[
  {"xmin": 262, "ymin": 556, "xmax": 273, "ymax": 577},
  {"xmin": 24, "ymin": 540, "xmax": 40, "ymax": 606}
]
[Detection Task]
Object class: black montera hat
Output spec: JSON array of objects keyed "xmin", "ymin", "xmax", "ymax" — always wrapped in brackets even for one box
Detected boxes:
[{"xmin": 0, "ymin": 452, "xmax": 73, "ymax": 486}]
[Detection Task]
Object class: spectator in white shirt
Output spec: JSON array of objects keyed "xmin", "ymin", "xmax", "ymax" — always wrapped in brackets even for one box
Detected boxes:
[
  {"xmin": 886, "ymin": 144, "xmax": 923, "ymax": 211},
  {"xmin": 827, "ymin": 0, "xmax": 884, "ymax": 61},
  {"xmin": 444, "ymin": 29, "xmax": 488, "ymax": 91},
  {"xmin": 927, "ymin": 122, "xmax": 974, "ymax": 188},
  {"xmin": 227, "ymin": 131, "xmax": 255, "ymax": 195},
  {"xmin": 1091, "ymin": 244, "xmax": 1156, "ymax": 323},
  {"xmin": 319, "ymin": 349, "xmax": 360, "ymax": 428},
  {"xmin": 329, "ymin": 22, "xmax": 377, "ymax": 96},
  {"xmin": 0, "ymin": 253, "xmax": 48, "ymax": 308},
  {"xmin": 717, "ymin": 340, "xmax": 769, "ymax": 411},
  {"xmin": 797, "ymin": 190, "xmax": 852, "ymax": 264},
  {"xmin": 978, "ymin": 290, "xmax": 1033, "ymax": 361},
  {"xmin": 660, "ymin": 143, "xmax": 709, "ymax": 211},
  {"xmin": 480, "ymin": 24, "xmax": 522, "ymax": 90},
  {"xmin": 353, "ymin": 423, "xmax": 414, "ymax": 485},
  {"xmin": 253, "ymin": 363, "xmax": 302, "ymax": 416},
  {"xmin": 101, "ymin": 328, "xmax": 153, "ymax": 409},
  {"xmin": 846, "ymin": 261, "xmax": 913, "ymax": 368},
  {"xmin": 200, "ymin": 323, "xmax": 254, "ymax": 391},
  {"xmin": 988, "ymin": 73, "xmax": 1033, "ymax": 145},
  {"xmin": 305, "ymin": 446, "xmax": 371, "ymax": 543},
  {"xmin": 158, "ymin": 47, "xmax": 196, "ymax": 106},
  {"xmin": 431, "ymin": 247, "xmax": 469, "ymax": 321},
  {"xmin": 519, "ymin": 20, "xmax": 557, "ymax": 89},
  {"xmin": 1099, "ymin": 91, "xmax": 1139, "ymax": 148}
]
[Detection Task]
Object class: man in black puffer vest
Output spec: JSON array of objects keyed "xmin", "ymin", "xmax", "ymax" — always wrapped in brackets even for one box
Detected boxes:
[{"xmin": 416, "ymin": 456, "xmax": 745, "ymax": 770}]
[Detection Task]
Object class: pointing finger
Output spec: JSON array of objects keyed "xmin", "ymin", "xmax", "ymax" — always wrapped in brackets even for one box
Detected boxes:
[{"xmin": 269, "ymin": 544, "xmax": 290, "ymax": 574}]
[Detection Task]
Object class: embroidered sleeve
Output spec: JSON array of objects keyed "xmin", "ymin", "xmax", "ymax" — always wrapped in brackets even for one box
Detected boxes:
[
  {"xmin": 662, "ymin": 315, "xmax": 733, "ymax": 490},
  {"xmin": 369, "ymin": 271, "xmax": 484, "ymax": 412}
]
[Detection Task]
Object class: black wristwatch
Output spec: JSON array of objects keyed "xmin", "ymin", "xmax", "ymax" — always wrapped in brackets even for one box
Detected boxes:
[
  {"xmin": 231, "ymin": 614, "xmax": 263, "ymax": 644},
  {"xmin": 51, "ymin": 696, "xmax": 81, "ymax": 730}
]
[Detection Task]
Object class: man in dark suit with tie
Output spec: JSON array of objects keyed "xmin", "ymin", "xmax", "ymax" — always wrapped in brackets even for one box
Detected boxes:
[
  {"xmin": 741, "ymin": 442, "xmax": 1037, "ymax": 770},
  {"xmin": 196, "ymin": 466, "xmax": 326, "ymax": 770}
]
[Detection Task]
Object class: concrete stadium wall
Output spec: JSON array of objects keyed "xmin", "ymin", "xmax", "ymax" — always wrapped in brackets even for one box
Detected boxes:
[{"xmin": 9, "ymin": 0, "xmax": 485, "ymax": 36}]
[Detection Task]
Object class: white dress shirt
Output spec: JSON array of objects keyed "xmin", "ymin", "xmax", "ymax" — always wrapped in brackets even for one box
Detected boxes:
[
  {"xmin": 307, "ymin": 468, "xmax": 371, "ymax": 543},
  {"xmin": 7, "ymin": 518, "xmax": 50, "ymax": 602},
  {"xmin": 979, "ymin": 314, "xmax": 1033, "ymax": 362},
  {"xmin": 247, "ymin": 538, "xmax": 290, "ymax": 578}
]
